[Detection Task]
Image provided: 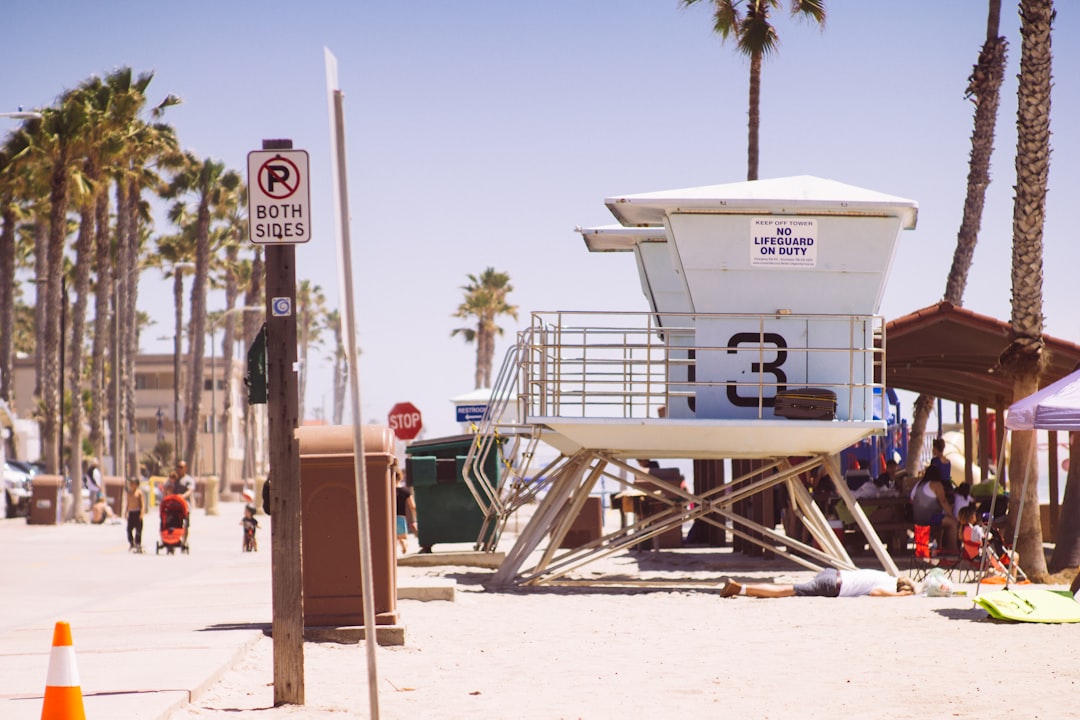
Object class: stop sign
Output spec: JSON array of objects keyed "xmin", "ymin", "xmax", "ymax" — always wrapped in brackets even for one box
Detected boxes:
[{"xmin": 388, "ymin": 402, "xmax": 423, "ymax": 441}]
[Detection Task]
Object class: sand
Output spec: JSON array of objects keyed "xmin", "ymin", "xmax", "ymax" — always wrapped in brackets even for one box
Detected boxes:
[{"xmin": 170, "ymin": 539, "xmax": 1080, "ymax": 720}]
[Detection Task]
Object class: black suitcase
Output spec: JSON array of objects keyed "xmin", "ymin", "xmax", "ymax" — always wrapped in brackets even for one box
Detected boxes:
[{"xmin": 773, "ymin": 388, "xmax": 837, "ymax": 420}]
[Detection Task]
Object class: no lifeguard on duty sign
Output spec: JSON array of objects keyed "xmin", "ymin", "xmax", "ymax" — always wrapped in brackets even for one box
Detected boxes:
[{"xmin": 247, "ymin": 149, "xmax": 311, "ymax": 244}]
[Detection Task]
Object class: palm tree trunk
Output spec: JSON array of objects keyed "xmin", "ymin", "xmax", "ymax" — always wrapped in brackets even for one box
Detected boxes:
[
  {"xmin": 746, "ymin": 50, "xmax": 762, "ymax": 182},
  {"xmin": 914, "ymin": 1, "xmax": 1008, "ymax": 480},
  {"xmin": 220, "ymin": 245, "xmax": 239, "ymax": 491},
  {"xmin": 88, "ymin": 190, "xmax": 111, "ymax": 463},
  {"xmin": 33, "ymin": 218, "xmax": 47, "ymax": 402},
  {"xmin": 473, "ymin": 323, "xmax": 485, "ymax": 390},
  {"xmin": 0, "ymin": 200, "xmax": 14, "ymax": 408},
  {"xmin": 1049, "ymin": 431, "xmax": 1080, "ymax": 571},
  {"xmin": 944, "ymin": 8, "xmax": 1007, "ymax": 304},
  {"xmin": 905, "ymin": 393, "xmax": 936, "ymax": 475},
  {"xmin": 43, "ymin": 158, "xmax": 69, "ymax": 477},
  {"xmin": 122, "ymin": 178, "xmax": 141, "ymax": 478},
  {"xmin": 242, "ymin": 248, "xmax": 263, "ymax": 479},
  {"xmin": 184, "ymin": 198, "xmax": 211, "ymax": 469},
  {"xmin": 111, "ymin": 182, "xmax": 129, "ymax": 470},
  {"xmin": 1003, "ymin": 0, "xmax": 1054, "ymax": 579},
  {"xmin": 173, "ymin": 272, "xmax": 185, "ymax": 461},
  {"xmin": 68, "ymin": 205, "xmax": 94, "ymax": 521}
]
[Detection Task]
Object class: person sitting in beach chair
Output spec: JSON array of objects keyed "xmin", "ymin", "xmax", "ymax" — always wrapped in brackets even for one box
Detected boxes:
[
  {"xmin": 958, "ymin": 506, "xmax": 1008, "ymax": 577},
  {"xmin": 718, "ymin": 568, "xmax": 917, "ymax": 598}
]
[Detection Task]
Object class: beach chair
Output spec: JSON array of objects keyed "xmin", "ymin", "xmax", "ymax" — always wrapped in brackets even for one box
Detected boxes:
[{"xmin": 908, "ymin": 524, "xmax": 962, "ymax": 581}]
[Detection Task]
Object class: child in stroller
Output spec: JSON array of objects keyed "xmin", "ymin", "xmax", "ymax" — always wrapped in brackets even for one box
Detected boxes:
[
  {"xmin": 241, "ymin": 503, "xmax": 259, "ymax": 552},
  {"xmin": 156, "ymin": 494, "xmax": 190, "ymax": 554}
]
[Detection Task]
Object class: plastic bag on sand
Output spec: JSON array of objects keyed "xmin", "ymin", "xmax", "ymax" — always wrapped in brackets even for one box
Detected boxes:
[{"xmin": 925, "ymin": 568, "xmax": 952, "ymax": 597}]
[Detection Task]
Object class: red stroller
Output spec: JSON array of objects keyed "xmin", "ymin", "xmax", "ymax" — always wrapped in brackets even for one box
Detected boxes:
[{"xmin": 156, "ymin": 494, "xmax": 190, "ymax": 555}]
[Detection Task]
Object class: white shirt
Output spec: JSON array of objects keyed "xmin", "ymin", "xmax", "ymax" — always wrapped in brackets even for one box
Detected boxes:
[{"xmin": 838, "ymin": 569, "xmax": 896, "ymax": 597}]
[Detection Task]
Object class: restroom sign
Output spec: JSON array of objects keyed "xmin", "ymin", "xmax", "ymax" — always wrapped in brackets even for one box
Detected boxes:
[
  {"xmin": 247, "ymin": 149, "xmax": 311, "ymax": 244},
  {"xmin": 750, "ymin": 217, "xmax": 817, "ymax": 268}
]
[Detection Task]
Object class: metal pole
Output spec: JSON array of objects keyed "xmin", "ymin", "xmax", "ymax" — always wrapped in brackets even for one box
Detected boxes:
[{"xmin": 326, "ymin": 47, "xmax": 380, "ymax": 720}]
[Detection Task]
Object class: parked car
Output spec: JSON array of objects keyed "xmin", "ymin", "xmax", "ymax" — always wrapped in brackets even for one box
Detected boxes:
[{"xmin": 3, "ymin": 461, "xmax": 33, "ymax": 518}]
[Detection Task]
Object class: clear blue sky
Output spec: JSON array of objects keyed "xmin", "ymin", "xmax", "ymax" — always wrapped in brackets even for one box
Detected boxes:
[{"xmin": 4, "ymin": 1, "xmax": 1079, "ymax": 440}]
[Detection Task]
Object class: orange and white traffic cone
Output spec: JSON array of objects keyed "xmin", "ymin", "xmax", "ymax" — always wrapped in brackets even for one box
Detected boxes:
[{"xmin": 41, "ymin": 621, "xmax": 86, "ymax": 720}]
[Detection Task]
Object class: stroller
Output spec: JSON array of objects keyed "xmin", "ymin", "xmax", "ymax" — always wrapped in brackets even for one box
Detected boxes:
[{"xmin": 156, "ymin": 494, "xmax": 190, "ymax": 555}]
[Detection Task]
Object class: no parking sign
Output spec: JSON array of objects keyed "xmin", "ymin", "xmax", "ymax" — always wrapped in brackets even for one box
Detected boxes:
[{"xmin": 247, "ymin": 149, "xmax": 311, "ymax": 244}]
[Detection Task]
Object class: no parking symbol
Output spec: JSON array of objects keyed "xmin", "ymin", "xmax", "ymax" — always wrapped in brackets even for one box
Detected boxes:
[{"xmin": 247, "ymin": 149, "xmax": 311, "ymax": 244}]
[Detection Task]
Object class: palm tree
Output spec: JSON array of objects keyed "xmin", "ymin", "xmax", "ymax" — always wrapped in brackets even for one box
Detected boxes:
[
  {"xmin": 240, "ymin": 246, "xmax": 264, "ymax": 479},
  {"xmin": 326, "ymin": 309, "xmax": 347, "ymax": 425},
  {"xmin": 680, "ymin": 0, "xmax": 826, "ymax": 180},
  {"xmin": 0, "ymin": 130, "xmax": 31, "ymax": 410},
  {"xmin": 162, "ymin": 152, "xmax": 240, "ymax": 469},
  {"xmin": 906, "ymin": 1, "xmax": 1009, "ymax": 476},
  {"xmin": 999, "ymin": 0, "xmax": 1054, "ymax": 580},
  {"xmin": 33, "ymin": 93, "xmax": 90, "ymax": 477},
  {"xmin": 451, "ymin": 267, "xmax": 518, "ymax": 389},
  {"xmin": 215, "ymin": 182, "xmax": 248, "ymax": 490},
  {"xmin": 295, "ymin": 280, "xmax": 327, "ymax": 422}
]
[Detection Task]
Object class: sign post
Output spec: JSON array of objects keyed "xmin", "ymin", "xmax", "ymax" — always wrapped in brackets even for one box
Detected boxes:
[
  {"xmin": 388, "ymin": 402, "xmax": 423, "ymax": 441},
  {"xmin": 250, "ymin": 138, "xmax": 305, "ymax": 706}
]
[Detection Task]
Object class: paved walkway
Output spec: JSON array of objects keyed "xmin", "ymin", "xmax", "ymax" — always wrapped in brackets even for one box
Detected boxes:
[{"xmin": 1, "ymin": 501, "xmax": 271, "ymax": 720}]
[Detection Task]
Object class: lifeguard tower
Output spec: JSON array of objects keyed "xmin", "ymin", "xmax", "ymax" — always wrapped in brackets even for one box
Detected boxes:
[{"xmin": 463, "ymin": 175, "xmax": 918, "ymax": 587}]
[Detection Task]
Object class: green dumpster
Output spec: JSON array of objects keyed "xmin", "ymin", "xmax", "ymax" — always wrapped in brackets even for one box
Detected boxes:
[{"xmin": 404, "ymin": 434, "xmax": 500, "ymax": 552}]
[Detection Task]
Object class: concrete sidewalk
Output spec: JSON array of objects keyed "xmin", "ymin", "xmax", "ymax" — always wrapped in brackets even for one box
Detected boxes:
[{"xmin": 1, "ymin": 501, "xmax": 272, "ymax": 720}]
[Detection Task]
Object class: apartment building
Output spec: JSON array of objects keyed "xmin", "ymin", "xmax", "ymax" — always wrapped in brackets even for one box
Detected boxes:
[{"xmin": 10, "ymin": 353, "xmax": 267, "ymax": 484}]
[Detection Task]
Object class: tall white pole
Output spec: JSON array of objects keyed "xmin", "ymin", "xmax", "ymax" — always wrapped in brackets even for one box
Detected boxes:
[{"xmin": 325, "ymin": 47, "xmax": 380, "ymax": 720}]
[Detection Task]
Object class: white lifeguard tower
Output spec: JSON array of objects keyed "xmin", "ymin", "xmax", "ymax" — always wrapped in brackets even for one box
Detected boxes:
[{"xmin": 464, "ymin": 176, "xmax": 917, "ymax": 587}]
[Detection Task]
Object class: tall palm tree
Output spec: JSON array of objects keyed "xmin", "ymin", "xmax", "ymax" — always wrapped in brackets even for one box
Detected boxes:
[
  {"xmin": 906, "ymin": 1, "xmax": 1008, "ymax": 476},
  {"xmin": 326, "ymin": 309, "xmax": 347, "ymax": 425},
  {"xmin": 680, "ymin": 0, "xmax": 826, "ymax": 180},
  {"xmin": 34, "ymin": 93, "xmax": 90, "ymax": 477},
  {"xmin": 999, "ymin": 0, "xmax": 1054, "ymax": 580},
  {"xmin": 215, "ymin": 182, "xmax": 248, "ymax": 490},
  {"xmin": 241, "ymin": 246, "xmax": 264, "ymax": 479},
  {"xmin": 162, "ymin": 152, "xmax": 240, "ymax": 469},
  {"xmin": 295, "ymin": 280, "xmax": 327, "ymax": 422},
  {"xmin": 451, "ymin": 268, "xmax": 518, "ymax": 389},
  {"xmin": 153, "ymin": 232, "xmax": 197, "ymax": 460},
  {"xmin": 0, "ymin": 130, "xmax": 31, "ymax": 411}
]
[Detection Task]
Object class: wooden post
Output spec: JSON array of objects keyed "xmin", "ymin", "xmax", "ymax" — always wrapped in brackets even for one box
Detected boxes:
[{"xmin": 263, "ymin": 138, "xmax": 304, "ymax": 706}]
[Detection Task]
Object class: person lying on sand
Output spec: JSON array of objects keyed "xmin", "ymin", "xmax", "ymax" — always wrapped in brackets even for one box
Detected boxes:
[{"xmin": 719, "ymin": 568, "xmax": 918, "ymax": 598}]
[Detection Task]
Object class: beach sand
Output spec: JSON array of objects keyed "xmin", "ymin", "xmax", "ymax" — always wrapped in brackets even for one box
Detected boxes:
[{"xmin": 172, "ymin": 518, "xmax": 1080, "ymax": 720}]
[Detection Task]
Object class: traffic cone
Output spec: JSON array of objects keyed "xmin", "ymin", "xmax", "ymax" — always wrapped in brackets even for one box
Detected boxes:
[{"xmin": 41, "ymin": 621, "xmax": 86, "ymax": 720}]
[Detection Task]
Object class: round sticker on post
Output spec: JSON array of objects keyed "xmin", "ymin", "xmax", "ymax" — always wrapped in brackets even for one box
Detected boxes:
[{"xmin": 271, "ymin": 297, "xmax": 292, "ymax": 317}]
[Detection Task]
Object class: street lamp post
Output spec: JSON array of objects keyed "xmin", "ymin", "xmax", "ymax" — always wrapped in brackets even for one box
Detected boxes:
[
  {"xmin": 0, "ymin": 110, "xmax": 42, "ymax": 121},
  {"xmin": 208, "ymin": 305, "xmax": 263, "ymax": 482}
]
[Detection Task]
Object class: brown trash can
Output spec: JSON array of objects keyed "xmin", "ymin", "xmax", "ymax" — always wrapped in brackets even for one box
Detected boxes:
[
  {"xmin": 102, "ymin": 476, "xmax": 125, "ymax": 514},
  {"xmin": 27, "ymin": 475, "xmax": 64, "ymax": 525},
  {"xmin": 558, "ymin": 496, "xmax": 604, "ymax": 548},
  {"xmin": 297, "ymin": 424, "xmax": 398, "ymax": 628}
]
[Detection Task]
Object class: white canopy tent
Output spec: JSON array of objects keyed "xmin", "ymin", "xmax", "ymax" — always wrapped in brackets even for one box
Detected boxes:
[
  {"xmin": 1005, "ymin": 368, "xmax": 1080, "ymax": 432},
  {"xmin": 970, "ymin": 370, "xmax": 1080, "ymax": 620},
  {"xmin": 987, "ymin": 368, "xmax": 1080, "ymax": 589}
]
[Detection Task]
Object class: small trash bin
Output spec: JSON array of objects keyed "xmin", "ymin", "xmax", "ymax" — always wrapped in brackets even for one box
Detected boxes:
[
  {"xmin": 27, "ymin": 475, "xmax": 64, "ymax": 525},
  {"xmin": 103, "ymin": 476, "xmax": 125, "ymax": 515},
  {"xmin": 297, "ymin": 424, "xmax": 398, "ymax": 628},
  {"xmin": 404, "ymin": 434, "xmax": 500, "ymax": 552},
  {"xmin": 557, "ymin": 496, "xmax": 604, "ymax": 549}
]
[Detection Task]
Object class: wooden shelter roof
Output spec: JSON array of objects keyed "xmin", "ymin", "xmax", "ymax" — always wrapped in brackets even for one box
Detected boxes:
[{"xmin": 885, "ymin": 301, "xmax": 1080, "ymax": 409}]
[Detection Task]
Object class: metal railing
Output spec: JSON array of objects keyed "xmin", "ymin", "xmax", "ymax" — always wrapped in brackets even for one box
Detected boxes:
[
  {"xmin": 462, "ymin": 310, "xmax": 887, "ymax": 549},
  {"xmin": 518, "ymin": 310, "xmax": 884, "ymax": 421}
]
